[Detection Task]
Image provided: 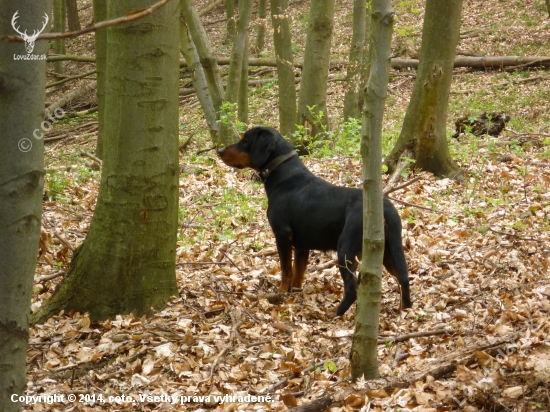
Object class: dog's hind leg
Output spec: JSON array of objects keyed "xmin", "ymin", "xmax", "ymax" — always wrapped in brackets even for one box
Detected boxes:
[
  {"xmin": 335, "ymin": 243, "xmax": 359, "ymax": 316},
  {"xmin": 383, "ymin": 206, "xmax": 411, "ymax": 310},
  {"xmin": 292, "ymin": 248, "xmax": 309, "ymax": 290}
]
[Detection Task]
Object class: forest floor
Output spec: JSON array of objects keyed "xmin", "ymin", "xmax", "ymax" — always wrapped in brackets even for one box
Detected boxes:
[{"xmin": 27, "ymin": 0, "xmax": 550, "ymax": 411}]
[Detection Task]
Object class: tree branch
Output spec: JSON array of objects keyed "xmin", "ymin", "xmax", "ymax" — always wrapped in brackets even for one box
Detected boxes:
[{"xmin": 2, "ymin": 0, "xmax": 172, "ymax": 43}]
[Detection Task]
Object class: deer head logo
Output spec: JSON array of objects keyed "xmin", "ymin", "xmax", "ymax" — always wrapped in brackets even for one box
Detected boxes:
[{"xmin": 11, "ymin": 11, "xmax": 49, "ymax": 54}]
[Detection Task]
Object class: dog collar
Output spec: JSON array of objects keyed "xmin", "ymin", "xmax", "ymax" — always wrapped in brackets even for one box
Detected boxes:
[{"xmin": 259, "ymin": 151, "xmax": 297, "ymax": 181}]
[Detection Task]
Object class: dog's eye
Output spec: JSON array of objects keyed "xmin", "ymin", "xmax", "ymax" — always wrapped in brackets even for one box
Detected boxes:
[{"xmin": 241, "ymin": 140, "xmax": 249, "ymax": 148}]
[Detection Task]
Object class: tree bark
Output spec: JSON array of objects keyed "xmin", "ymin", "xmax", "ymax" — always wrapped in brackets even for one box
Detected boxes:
[
  {"xmin": 66, "ymin": 0, "xmax": 81, "ymax": 31},
  {"xmin": 270, "ymin": 0, "xmax": 297, "ymax": 140},
  {"xmin": 93, "ymin": 0, "xmax": 106, "ymax": 159},
  {"xmin": 180, "ymin": 13, "xmax": 218, "ymax": 141},
  {"xmin": 32, "ymin": 0, "xmax": 180, "ymax": 323},
  {"xmin": 224, "ymin": 0, "xmax": 236, "ymax": 44},
  {"xmin": 350, "ymin": 0, "xmax": 393, "ymax": 382},
  {"xmin": 53, "ymin": 0, "xmax": 66, "ymax": 77},
  {"xmin": 343, "ymin": 0, "xmax": 369, "ymax": 121},
  {"xmin": 181, "ymin": 0, "xmax": 225, "ymax": 141},
  {"xmin": 219, "ymin": 0, "xmax": 253, "ymax": 145},
  {"xmin": 546, "ymin": 0, "xmax": 550, "ymax": 17},
  {"xmin": 0, "ymin": 2, "xmax": 52, "ymax": 408},
  {"xmin": 255, "ymin": 0, "xmax": 267, "ymax": 53},
  {"xmin": 385, "ymin": 0, "xmax": 464, "ymax": 180},
  {"xmin": 296, "ymin": 0, "xmax": 335, "ymax": 150},
  {"xmin": 238, "ymin": 35, "xmax": 249, "ymax": 126}
]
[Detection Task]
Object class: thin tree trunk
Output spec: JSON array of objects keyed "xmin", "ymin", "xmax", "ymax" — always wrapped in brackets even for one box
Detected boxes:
[
  {"xmin": 343, "ymin": 0, "xmax": 367, "ymax": 121},
  {"xmin": 255, "ymin": 0, "xmax": 267, "ymax": 53},
  {"xmin": 219, "ymin": 0, "xmax": 253, "ymax": 145},
  {"xmin": 296, "ymin": 0, "xmax": 335, "ymax": 150},
  {"xmin": 350, "ymin": 0, "xmax": 394, "ymax": 381},
  {"xmin": 0, "ymin": 2, "xmax": 52, "ymax": 408},
  {"xmin": 270, "ymin": 0, "xmax": 297, "ymax": 140},
  {"xmin": 66, "ymin": 0, "xmax": 81, "ymax": 31},
  {"xmin": 93, "ymin": 0, "xmax": 106, "ymax": 159},
  {"xmin": 32, "ymin": 0, "xmax": 180, "ymax": 323},
  {"xmin": 238, "ymin": 35, "xmax": 249, "ymax": 125},
  {"xmin": 180, "ymin": 15, "xmax": 218, "ymax": 141},
  {"xmin": 53, "ymin": 0, "xmax": 66, "ymax": 77},
  {"xmin": 385, "ymin": 0, "xmax": 464, "ymax": 180},
  {"xmin": 224, "ymin": 0, "xmax": 236, "ymax": 44},
  {"xmin": 181, "ymin": 0, "xmax": 225, "ymax": 141},
  {"xmin": 546, "ymin": 0, "xmax": 550, "ymax": 17}
]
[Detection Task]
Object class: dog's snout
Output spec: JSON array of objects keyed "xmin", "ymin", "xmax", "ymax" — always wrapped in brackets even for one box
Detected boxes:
[{"xmin": 217, "ymin": 148, "xmax": 225, "ymax": 157}]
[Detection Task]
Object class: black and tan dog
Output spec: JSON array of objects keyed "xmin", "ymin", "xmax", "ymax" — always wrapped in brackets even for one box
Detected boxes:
[{"xmin": 218, "ymin": 126, "xmax": 411, "ymax": 315}]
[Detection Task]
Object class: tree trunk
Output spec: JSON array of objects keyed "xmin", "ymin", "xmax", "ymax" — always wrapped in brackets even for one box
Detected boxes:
[
  {"xmin": 224, "ymin": 0, "xmax": 236, "ymax": 44},
  {"xmin": 66, "ymin": 0, "xmax": 81, "ymax": 31},
  {"xmin": 350, "ymin": 0, "xmax": 393, "ymax": 382},
  {"xmin": 93, "ymin": 0, "xmax": 106, "ymax": 159},
  {"xmin": 219, "ymin": 0, "xmax": 253, "ymax": 146},
  {"xmin": 31, "ymin": 0, "xmax": 180, "ymax": 324},
  {"xmin": 181, "ymin": 0, "xmax": 225, "ymax": 143},
  {"xmin": 546, "ymin": 0, "xmax": 550, "ymax": 17},
  {"xmin": 255, "ymin": 0, "xmax": 267, "ymax": 53},
  {"xmin": 384, "ymin": 0, "xmax": 464, "ymax": 180},
  {"xmin": 270, "ymin": 0, "xmax": 297, "ymax": 140},
  {"xmin": 343, "ymin": 0, "xmax": 369, "ymax": 121},
  {"xmin": 296, "ymin": 0, "xmax": 335, "ymax": 150},
  {"xmin": 0, "ymin": 2, "xmax": 51, "ymax": 408},
  {"xmin": 53, "ymin": 0, "xmax": 66, "ymax": 77},
  {"xmin": 238, "ymin": 35, "xmax": 249, "ymax": 125},
  {"xmin": 180, "ymin": 15, "xmax": 219, "ymax": 141}
]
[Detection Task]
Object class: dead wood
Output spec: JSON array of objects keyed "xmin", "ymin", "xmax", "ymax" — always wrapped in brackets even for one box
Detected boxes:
[
  {"xmin": 289, "ymin": 333, "xmax": 521, "ymax": 411},
  {"xmin": 45, "ymin": 55, "xmax": 550, "ymax": 71},
  {"xmin": 45, "ymin": 81, "xmax": 97, "ymax": 118}
]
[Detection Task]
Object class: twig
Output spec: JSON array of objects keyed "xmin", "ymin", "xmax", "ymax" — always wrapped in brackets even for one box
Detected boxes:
[
  {"xmin": 251, "ymin": 359, "xmax": 337, "ymax": 395},
  {"xmin": 383, "ymin": 176, "xmax": 422, "ymax": 195},
  {"xmin": 37, "ymin": 270, "xmax": 66, "ymax": 282},
  {"xmin": 80, "ymin": 150, "xmax": 102, "ymax": 165},
  {"xmin": 378, "ymin": 328, "xmax": 456, "ymax": 344},
  {"xmin": 386, "ymin": 195, "xmax": 437, "ymax": 212},
  {"xmin": 488, "ymin": 228, "xmax": 544, "ymax": 243},
  {"xmin": 392, "ymin": 344, "xmax": 408, "ymax": 368},
  {"xmin": 46, "ymin": 70, "xmax": 96, "ymax": 89},
  {"xmin": 384, "ymin": 149, "xmax": 413, "ymax": 189},
  {"xmin": 196, "ymin": 146, "xmax": 217, "ymax": 155},
  {"xmin": 326, "ymin": 328, "xmax": 456, "ymax": 343},
  {"xmin": 176, "ymin": 261, "xmax": 229, "ymax": 266},
  {"xmin": 2, "ymin": 0, "xmax": 172, "ymax": 43},
  {"xmin": 220, "ymin": 250, "xmax": 244, "ymax": 273}
]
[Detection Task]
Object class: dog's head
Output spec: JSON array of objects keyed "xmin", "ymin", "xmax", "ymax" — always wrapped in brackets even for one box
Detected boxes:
[{"xmin": 218, "ymin": 126, "xmax": 282, "ymax": 171}]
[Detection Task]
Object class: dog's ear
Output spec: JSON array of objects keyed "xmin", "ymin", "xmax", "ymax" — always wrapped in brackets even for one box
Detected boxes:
[{"xmin": 249, "ymin": 129, "xmax": 277, "ymax": 169}]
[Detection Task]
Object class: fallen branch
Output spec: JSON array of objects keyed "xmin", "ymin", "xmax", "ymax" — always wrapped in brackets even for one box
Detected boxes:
[
  {"xmin": 383, "ymin": 176, "xmax": 422, "ymax": 196},
  {"xmin": 45, "ymin": 81, "xmax": 97, "ymax": 118},
  {"xmin": 45, "ymin": 55, "xmax": 550, "ymax": 71},
  {"xmin": 251, "ymin": 359, "xmax": 337, "ymax": 396},
  {"xmin": 80, "ymin": 150, "xmax": 102, "ymax": 165},
  {"xmin": 46, "ymin": 70, "xmax": 96, "ymax": 89},
  {"xmin": 198, "ymin": 0, "xmax": 224, "ymax": 16},
  {"xmin": 289, "ymin": 333, "xmax": 521, "ymax": 411},
  {"xmin": 387, "ymin": 195, "xmax": 438, "ymax": 212},
  {"xmin": 2, "ymin": 0, "xmax": 172, "ymax": 43}
]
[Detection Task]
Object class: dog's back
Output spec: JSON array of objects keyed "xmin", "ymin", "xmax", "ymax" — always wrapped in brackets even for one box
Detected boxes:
[{"xmin": 219, "ymin": 126, "xmax": 411, "ymax": 315}]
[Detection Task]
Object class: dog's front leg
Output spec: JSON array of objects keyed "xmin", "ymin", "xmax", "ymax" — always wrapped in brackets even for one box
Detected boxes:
[
  {"xmin": 292, "ymin": 248, "xmax": 309, "ymax": 289},
  {"xmin": 274, "ymin": 234, "xmax": 294, "ymax": 292}
]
